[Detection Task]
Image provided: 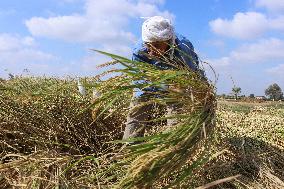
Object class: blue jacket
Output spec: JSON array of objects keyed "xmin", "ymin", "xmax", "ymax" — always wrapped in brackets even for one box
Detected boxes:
[{"xmin": 132, "ymin": 34, "xmax": 204, "ymax": 97}]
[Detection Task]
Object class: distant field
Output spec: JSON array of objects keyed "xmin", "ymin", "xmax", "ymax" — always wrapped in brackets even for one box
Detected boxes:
[{"xmin": 219, "ymin": 99, "xmax": 284, "ymax": 107}]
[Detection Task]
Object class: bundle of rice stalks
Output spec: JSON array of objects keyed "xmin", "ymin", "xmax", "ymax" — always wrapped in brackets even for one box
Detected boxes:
[
  {"xmin": 91, "ymin": 50, "xmax": 217, "ymax": 188},
  {"xmin": 0, "ymin": 76, "xmax": 121, "ymax": 155},
  {"xmin": 0, "ymin": 48, "xmax": 217, "ymax": 188},
  {"xmin": 0, "ymin": 76, "xmax": 125, "ymax": 188}
]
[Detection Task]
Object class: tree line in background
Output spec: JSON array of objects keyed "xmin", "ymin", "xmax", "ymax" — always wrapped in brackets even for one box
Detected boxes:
[{"xmin": 219, "ymin": 83, "xmax": 284, "ymax": 101}]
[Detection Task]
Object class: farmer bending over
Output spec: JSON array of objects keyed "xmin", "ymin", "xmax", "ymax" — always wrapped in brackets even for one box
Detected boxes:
[{"xmin": 123, "ymin": 16, "xmax": 205, "ymax": 140}]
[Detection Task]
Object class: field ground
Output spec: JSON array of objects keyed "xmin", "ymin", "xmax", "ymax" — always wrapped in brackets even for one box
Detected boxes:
[
  {"xmin": 199, "ymin": 100, "xmax": 284, "ymax": 188},
  {"xmin": 0, "ymin": 77, "xmax": 284, "ymax": 188}
]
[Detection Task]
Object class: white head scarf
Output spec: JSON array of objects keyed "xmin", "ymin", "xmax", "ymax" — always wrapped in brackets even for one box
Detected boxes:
[{"xmin": 142, "ymin": 16, "xmax": 174, "ymax": 43}]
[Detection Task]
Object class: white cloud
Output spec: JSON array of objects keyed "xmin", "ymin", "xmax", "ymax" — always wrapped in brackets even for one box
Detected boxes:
[
  {"xmin": 80, "ymin": 43, "xmax": 133, "ymax": 72},
  {"xmin": 61, "ymin": 0, "xmax": 81, "ymax": 3},
  {"xmin": 209, "ymin": 38, "xmax": 284, "ymax": 66},
  {"xmin": 0, "ymin": 33, "xmax": 57, "ymax": 77},
  {"xmin": 230, "ymin": 38, "xmax": 284, "ymax": 63},
  {"xmin": 24, "ymin": 0, "xmax": 174, "ymax": 76},
  {"xmin": 204, "ymin": 38, "xmax": 284, "ymax": 94},
  {"xmin": 209, "ymin": 12, "xmax": 268, "ymax": 39},
  {"xmin": 270, "ymin": 15, "xmax": 284, "ymax": 30},
  {"xmin": 1, "ymin": 49, "xmax": 55, "ymax": 65},
  {"xmin": 22, "ymin": 36, "xmax": 36, "ymax": 47},
  {"xmin": 0, "ymin": 34, "xmax": 37, "ymax": 51},
  {"xmin": 266, "ymin": 64, "xmax": 284, "ymax": 89},
  {"xmin": 0, "ymin": 9, "xmax": 16, "ymax": 17},
  {"xmin": 0, "ymin": 34, "xmax": 23, "ymax": 51},
  {"xmin": 81, "ymin": 54, "xmax": 110, "ymax": 72},
  {"xmin": 25, "ymin": 0, "xmax": 174, "ymax": 48},
  {"xmin": 266, "ymin": 64, "xmax": 284, "ymax": 77},
  {"xmin": 205, "ymin": 57, "xmax": 230, "ymax": 68},
  {"xmin": 255, "ymin": 0, "xmax": 284, "ymax": 13},
  {"xmin": 209, "ymin": 12, "xmax": 284, "ymax": 39},
  {"xmin": 140, "ymin": 0, "xmax": 165, "ymax": 4},
  {"xmin": 207, "ymin": 39, "xmax": 226, "ymax": 49}
]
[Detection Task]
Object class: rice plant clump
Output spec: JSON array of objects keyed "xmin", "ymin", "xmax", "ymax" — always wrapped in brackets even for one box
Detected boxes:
[
  {"xmin": 0, "ymin": 76, "xmax": 125, "ymax": 188},
  {"xmin": 0, "ymin": 50, "xmax": 217, "ymax": 188},
  {"xmin": 90, "ymin": 50, "xmax": 217, "ymax": 188}
]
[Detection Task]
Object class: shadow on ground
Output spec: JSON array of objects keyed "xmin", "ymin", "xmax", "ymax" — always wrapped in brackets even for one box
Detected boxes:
[{"xmin": 197, "ymin": 137, "xmax": 284, "ymax": 189}]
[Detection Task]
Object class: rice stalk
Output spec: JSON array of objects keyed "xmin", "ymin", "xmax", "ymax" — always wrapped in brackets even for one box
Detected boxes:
[{"xmin": 91, "ymin": 50, "xmax": 217, "ymax": 188}]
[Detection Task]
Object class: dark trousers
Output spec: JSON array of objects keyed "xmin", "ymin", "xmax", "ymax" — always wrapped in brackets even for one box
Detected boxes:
[{"xmin": 123, "ymin": 95, "xmax": 182, "ymax": 140}]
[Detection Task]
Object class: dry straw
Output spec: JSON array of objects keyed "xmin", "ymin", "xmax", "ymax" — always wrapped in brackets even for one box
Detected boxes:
[
  {"xmin": 0, "ymin": 48, "xmax": 217, "ymax": 188},
  {"xmin": 91, "ymin": 49, "xmax": 217, "ymax": 188}
]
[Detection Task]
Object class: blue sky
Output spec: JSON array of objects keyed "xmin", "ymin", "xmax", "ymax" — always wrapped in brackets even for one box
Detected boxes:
[{"xmin": 0, "ymin": 0, "xmax": 283, "ymax": 96}]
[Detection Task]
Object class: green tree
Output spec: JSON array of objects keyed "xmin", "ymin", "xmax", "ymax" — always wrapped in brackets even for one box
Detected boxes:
[
  {"xmin": 265, "ymin": 83, "xmax": 283, "ymax": 101},
  {"xmin": 232, "ymin": 87, "xmax": 241, "ymax": 100}
]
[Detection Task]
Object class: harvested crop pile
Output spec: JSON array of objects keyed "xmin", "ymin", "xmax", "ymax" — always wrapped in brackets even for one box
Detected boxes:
[
  {"xmin": 88, "ymin": 51, "xmax": 216, "ymax": 188},
  {"xmin": 0, "ymin": 49, "xmax": 217, "ymax": 188},
  {"xmin": 0, "ymin": 77, "xmax": 126, "ymax": 188},
  {"xmin": 2, "ymin": 51, "xmax": 282, "ymax": 188}
]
